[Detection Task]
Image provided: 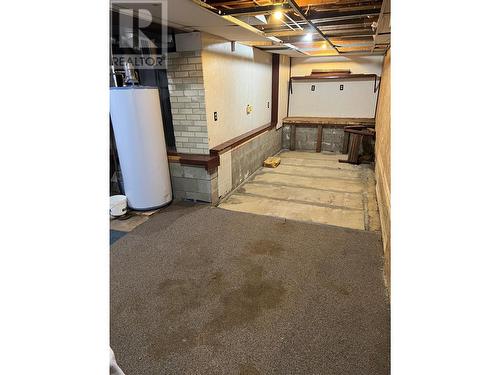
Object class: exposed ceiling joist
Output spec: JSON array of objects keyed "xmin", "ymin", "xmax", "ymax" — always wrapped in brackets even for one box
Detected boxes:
[
  {"xmin": 186, "ymin": 0, "xmax": 389, "ymax": 56},
  {"xmin": 287, "ymin": 0, "xmax": 341, "ymax": 53}
]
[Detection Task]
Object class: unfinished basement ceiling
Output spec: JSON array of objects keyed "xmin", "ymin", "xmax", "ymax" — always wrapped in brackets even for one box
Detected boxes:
[
  {"xmin": 166, "ymin": 0, "xmax": 272, "ymax": 43},
  {"xmin": 191, "ymin": 0, "xmax": 390, "ymax": 56}
]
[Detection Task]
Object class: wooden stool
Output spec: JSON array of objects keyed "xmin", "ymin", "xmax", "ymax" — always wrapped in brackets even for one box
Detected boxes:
[{"xmin": 340, "ymin": 127, "xmax": 376, "ymax": 164}]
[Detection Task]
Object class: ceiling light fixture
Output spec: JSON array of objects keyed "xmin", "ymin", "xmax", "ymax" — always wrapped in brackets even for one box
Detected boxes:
[
  {"xmin": 273, "ymin": 10, "xmax": 283, "ymax": 20},
  {"xmin": 303, "ymin": 33, "xmax": 313, "ymax": 41}
]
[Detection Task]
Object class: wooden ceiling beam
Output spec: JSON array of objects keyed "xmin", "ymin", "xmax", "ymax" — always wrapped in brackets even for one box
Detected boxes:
[
  {"xmin": 370, "ymin": 0, "xmax": 390, "ymax": 52},
  {"xmin": 296, "ymin": 0, "xmax": 380, "ymax": 5},
  {"xmin": 323, "ymin": 28, "xmax": 375, "ymax": 36},
  {"xmin": 303, "ymin": 2, "xmax": 382, "ymax": 13},
  {"xmin": 309, "ymin": 9, "xmax": 380, "ymax": 22}
]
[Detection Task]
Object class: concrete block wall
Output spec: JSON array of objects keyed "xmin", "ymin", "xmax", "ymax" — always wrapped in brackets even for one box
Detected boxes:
[
  {"xmin": 230, "ymin": 128, "xmax": 282, "ymax": 190},
  {"xmin": 282, "ymin": 125, "xmax": 345, "ymax": 153},
  {"xmin": 281, "ymin": 125, "xmax": 371, "ymax": 154},
  {"xmin": 167, "ymin": 128, "xmax": 282, "ymax": 205},
  {"xmin": 167, "ymin": 51, "xmax": 209, "ymax": 155},
  {"xmin": 169, "ymin": 162, "xmax": 218, "ymax": 203}
]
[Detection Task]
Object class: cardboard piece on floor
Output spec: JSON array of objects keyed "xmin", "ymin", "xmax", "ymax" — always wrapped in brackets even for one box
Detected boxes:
[{"xmin": 263, "ymin": 156, "xmax": 281, "ymax": 168}]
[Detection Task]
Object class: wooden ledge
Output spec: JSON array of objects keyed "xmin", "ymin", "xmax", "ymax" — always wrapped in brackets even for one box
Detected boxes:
[
  {"xmin": 167, "ymin": 122, "xmax": 276, "ymax": 170},
  {"xmin": 282, "ymin": 117, "xmax": 375, "ymax": 127},
  {"xmin": 210, "ymin": 122, "xmax": 274, "ymax": 156},
  {"xmin": 167, "ymin": 151, "xmax": 220, "ymax": 171},
  {"xmin": 291, "ymin": 74, "xmax": 379, "ymax": 81}
]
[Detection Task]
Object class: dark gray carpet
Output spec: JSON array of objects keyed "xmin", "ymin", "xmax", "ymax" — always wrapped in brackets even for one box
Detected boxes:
[{"xmin": 111, "ymin": 201, "xmax": 389, "ymax": 375}]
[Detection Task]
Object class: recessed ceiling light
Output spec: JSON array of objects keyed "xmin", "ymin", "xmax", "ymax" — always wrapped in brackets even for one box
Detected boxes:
[
  {"xmin": 304, "ymin": 33, "xmax": 313, "ymax": 41},
  {"xmin": 273, "ymin": 10, "xmax": 283, "ymax": 20}
]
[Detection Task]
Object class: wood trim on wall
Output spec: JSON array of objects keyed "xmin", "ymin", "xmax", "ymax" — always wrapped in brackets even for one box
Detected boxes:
[
  {"xmin": 375, "ymin": 158, "xmax": 391, "ymax": 290},
  {"xmin": 271, "ymin": 53, "xmax": 280, "ymax": 127},
  {"xmin": 210, "ymin": 122, "xmax": 274, "ymax": 156},
  {"xmin": 374, "ymin": 48, "xmax": 391, "ymax": 291},
  {"xmin": 283, "ymin": 116, "xmax": 375, "ymax": 127},
  {"xmin": 167, "ymin": 151, "xmax": 220, "ymax": 170}
]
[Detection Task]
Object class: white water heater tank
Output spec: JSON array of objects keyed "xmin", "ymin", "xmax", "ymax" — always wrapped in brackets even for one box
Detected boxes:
[{"xmin": 110, "ymin": 87, "xmax": 172, "ymax": 210}]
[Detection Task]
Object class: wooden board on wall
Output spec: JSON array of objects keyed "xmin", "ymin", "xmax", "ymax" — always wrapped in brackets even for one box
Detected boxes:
[{"xmin": 374, "ymin": 48, "xmax": 391, "ymax": 290}]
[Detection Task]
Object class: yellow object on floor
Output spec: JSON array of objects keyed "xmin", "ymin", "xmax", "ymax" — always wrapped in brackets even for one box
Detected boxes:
[{"xmin": 263, "ymin": 156, "xmax": 281, "ymax": 168}]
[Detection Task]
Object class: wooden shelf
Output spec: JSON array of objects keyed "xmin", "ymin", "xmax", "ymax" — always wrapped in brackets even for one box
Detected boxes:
[
  {"xmin": 283, "ymin": 116, "xmax": 375, "ymax": 127},
  {"xmin": 291, "ymin": 74, "xmax": 379, "ymax": 81}
]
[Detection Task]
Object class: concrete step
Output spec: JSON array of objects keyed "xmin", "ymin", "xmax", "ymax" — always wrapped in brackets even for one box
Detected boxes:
[
  {"xmin": 250, "ymin": 170, "xmax": 365, "ymax": 193},
  {"xmin": 264, "ymin": 164, "xmax": 363, "ymax": 180},
  {"xmin": 279, "ymin": 156, "xmax": 364, "ymax": 171},
  {"xmin": 278, "ymin": 151, "xmax": 346, "ymax": 161},
  {"xmin": 219, "ymin": 193, "xmax": 366, "ymax": 230},
  {"xmin": 237, "ymin": 181, "xmax": 364, "ymax": 210}
]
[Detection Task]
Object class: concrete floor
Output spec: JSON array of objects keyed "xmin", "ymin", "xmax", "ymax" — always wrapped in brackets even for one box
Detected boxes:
[{"xmin": 218, "ymin": 151, "xmax": 381, "ymax": 231}]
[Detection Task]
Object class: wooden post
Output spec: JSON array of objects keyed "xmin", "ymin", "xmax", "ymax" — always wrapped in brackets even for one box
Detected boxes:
[
  {"xmin": 316, "ymin": 125, "xmax": 323, "ymax": 152},
  {"xmin": 290, "ymin": 125, "xmax": 296, "ymax": 151},
  {"xmin": 348, "ymin": 134, "xmax": 362, "ymax": 164},
  {"xmin": 342, "ymin": 130, "xmax": 350, "ymax": 154}
]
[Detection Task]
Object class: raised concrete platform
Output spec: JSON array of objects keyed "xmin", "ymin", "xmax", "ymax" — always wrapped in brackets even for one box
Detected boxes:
[{"xmin": 218, "ymin": 151, "xmax": 380, "ymax": 231}]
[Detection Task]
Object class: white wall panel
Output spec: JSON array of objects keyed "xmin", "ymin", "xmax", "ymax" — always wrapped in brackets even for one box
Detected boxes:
[
  {"xmin": 201, "ymin": 34, "xmax": 272, "ymax": 148},
  {"xmin": 288, "ymin": 55, "xmax": 383, "ymax": 118},
  {"xmin": 289, "ymin": 80, "xmax": 378, "ymax": 118}
]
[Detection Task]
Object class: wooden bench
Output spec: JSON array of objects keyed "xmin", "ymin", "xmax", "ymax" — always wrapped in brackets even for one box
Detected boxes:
[{"xmin": 282, "ymin": 117, "xmax": 375, "ymax": 153}]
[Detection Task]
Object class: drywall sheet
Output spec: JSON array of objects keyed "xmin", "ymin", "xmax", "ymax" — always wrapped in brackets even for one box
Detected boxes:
[{"xmin": 288, "ymin": 80, "xmax": 378, "ymax": 118}]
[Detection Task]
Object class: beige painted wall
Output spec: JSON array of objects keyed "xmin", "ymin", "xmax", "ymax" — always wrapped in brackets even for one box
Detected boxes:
[
  {"xmin": 288, "ymin": 55, "xmax": 383, "ymax": 118},
  {"xmin": 201, "ymin": 34, "xmax": 272, "ymax": 148},
  {"xmin": 374, "ymin": 49, "xmax": 391, "ymax": 290},
  {"xmin": 289, "ymin": 80, "xmax": 378, "ymax": 118},
  {"xmin": 277, "ymin": 54, "xmax": 290, "ymax": 128}
]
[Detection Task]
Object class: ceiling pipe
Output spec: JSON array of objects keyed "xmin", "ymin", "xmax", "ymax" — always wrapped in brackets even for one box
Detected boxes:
[
  {"xmin": 286, "ymin": 0, "xmax": 341, "ymax": 54},
  {"xmin": 284, "ymin": 12, "xmax": 303, "ymax": 30}
]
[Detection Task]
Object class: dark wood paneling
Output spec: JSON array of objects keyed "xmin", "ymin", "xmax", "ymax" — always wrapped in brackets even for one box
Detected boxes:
[
  {"xmin": 167, "ymin": 151, "xmax": 220, "ymax": 170},
  {"xmin": 271, "ymin": 54, "xmax": 280, "ymax": 128}
]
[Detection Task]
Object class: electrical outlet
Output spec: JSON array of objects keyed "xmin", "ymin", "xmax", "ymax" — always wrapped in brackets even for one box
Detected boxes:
[
  {"xmin": 340, "ymin": 84, "xmax": 344, "ymax": 91},
  {"xmin": 311, "ymin": 85, "xmax": 315, "ymax": 91},
  {"xmin": 214, "ymin": 112, "xmax": 218, "ymax": 121}
]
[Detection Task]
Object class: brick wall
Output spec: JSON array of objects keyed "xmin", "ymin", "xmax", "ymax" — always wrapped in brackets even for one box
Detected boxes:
[{"xmin": 167, "ymin": 50, "xmax": 209, "ymax": 155}]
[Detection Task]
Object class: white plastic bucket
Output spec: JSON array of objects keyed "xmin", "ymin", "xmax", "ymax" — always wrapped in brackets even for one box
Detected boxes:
[{"xmin": 110, "ymin": 195, "xmax": 127, "ymax": 217}]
